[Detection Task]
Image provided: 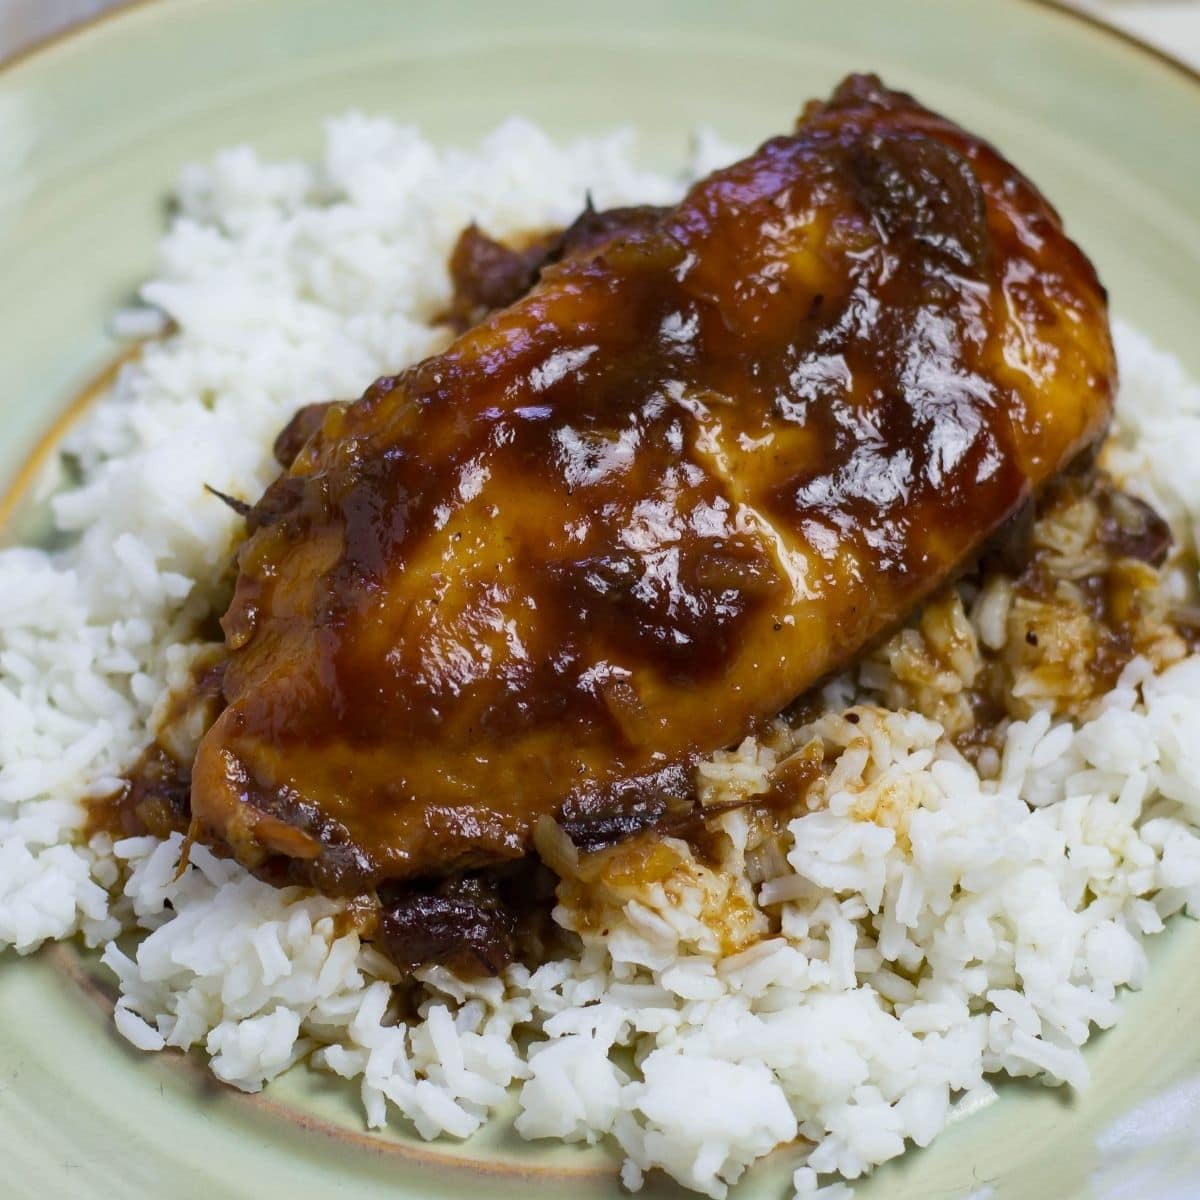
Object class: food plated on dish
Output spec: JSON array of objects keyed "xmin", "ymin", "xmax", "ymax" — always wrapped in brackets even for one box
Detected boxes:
[{"xmin": 3, "ymin": 68, "xmax": 1200, "ymax": 1200}]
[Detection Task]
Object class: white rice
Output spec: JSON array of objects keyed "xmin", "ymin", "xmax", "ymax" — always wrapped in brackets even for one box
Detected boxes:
[{"xmin": 2, "ymin": 114, "xmax": 1200, "ymax": 1199}]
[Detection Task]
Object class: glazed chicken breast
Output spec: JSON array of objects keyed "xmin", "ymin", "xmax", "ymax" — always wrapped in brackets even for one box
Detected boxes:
[{"xmin": 190, "ymin": 74, "xmax": 1115, "ymax": 894}]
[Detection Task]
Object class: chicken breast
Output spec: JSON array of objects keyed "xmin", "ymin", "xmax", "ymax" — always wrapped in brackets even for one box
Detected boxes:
[{"xmin": 191, "ymin": 74, "xmax": 1115, "ymax": 893}]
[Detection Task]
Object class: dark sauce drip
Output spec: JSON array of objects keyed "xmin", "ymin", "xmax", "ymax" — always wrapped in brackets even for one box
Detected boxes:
[
  {"xmin": 87, "ymin": 660, "xmax": 225, "ymax": 841},
  {"xmin": 91, "ymin": 743, "xmax": 193, "ymax": 841}
]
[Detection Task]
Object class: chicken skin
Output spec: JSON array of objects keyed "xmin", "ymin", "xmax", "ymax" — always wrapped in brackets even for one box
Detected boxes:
[{"xmin": 190, "ymin": 75, "xmax": 1115, "ymax": 894}]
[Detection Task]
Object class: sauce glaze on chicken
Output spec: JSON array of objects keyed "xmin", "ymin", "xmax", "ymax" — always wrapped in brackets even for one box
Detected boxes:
[{"xmin": 186, "ymin": 74, "xmax": 1115, "ymax": 898}]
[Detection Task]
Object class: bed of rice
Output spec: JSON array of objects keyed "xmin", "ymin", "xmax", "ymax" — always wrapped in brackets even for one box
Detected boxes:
[{"xmin": 2, "ymin": 115, "xmax": 1200, "ymax": 1200}]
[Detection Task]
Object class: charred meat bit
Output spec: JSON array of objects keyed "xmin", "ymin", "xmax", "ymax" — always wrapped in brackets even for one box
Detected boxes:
[
  {"xmin": 273, "ymin": 401, "xmax": 337, "ymax": 469},
  {"xmin": 378, "ymin": 876, "xmax": 516, "ymax": 978},
  {"xmin": 440, "ymin": 204, "xmax": 666, "ymax": 331}
]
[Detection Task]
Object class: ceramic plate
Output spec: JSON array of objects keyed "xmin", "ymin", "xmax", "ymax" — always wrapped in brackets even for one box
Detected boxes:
[{"xmin": 2, "ymin": 2, "xmax": 1199, "ymax": 1196}]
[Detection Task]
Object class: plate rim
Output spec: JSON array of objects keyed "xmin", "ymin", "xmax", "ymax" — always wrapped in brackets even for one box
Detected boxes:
[{"xmin": 4, "ymin": 0, "xmax": 1200, "ymax": 95}]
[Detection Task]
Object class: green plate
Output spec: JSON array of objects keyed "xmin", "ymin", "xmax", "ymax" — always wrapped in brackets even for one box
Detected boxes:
[{"xmin": 2, "ymin": 2, "xmax": 1199, "ymax": 1197}]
